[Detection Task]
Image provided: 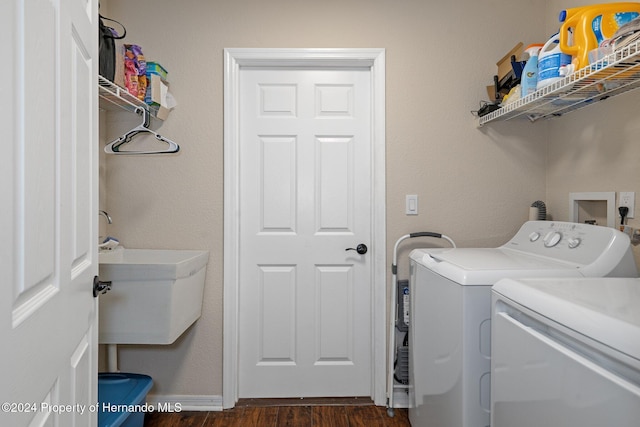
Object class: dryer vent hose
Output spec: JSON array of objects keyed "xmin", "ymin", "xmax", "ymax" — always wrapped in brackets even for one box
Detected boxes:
[{"xmin": 530, "ymin": 200, "xmax": 547, "ymax": 220}]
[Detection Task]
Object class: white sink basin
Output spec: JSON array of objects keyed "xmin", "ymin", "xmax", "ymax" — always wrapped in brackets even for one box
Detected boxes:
[{"xmin": 98, "ymin": 248, "xmax": 209, "ymax": 345}]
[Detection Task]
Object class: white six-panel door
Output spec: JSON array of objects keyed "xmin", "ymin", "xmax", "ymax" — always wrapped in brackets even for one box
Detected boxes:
[
  {"xmin": 1, "ymin": 0, "xmax": 99, "ymax": 425},
  {"xmin": 238, "ymin": 67, "xmax": 373, "ymax": 398}
]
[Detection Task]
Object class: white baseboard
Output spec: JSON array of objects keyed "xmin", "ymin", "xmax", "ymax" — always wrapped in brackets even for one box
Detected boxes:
[{"xmin": 146, "ymin": 394, "xmax": 224, "ymax": 412}]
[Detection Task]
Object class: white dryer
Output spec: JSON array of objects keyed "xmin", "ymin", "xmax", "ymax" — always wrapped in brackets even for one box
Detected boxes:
[
  {"xmin": 408, "ymin": 221, "xmax": 638, "ymax": 427},
  {"xmin": 491, "ymin": 277, "xmax": 640, "ymax": 427}
]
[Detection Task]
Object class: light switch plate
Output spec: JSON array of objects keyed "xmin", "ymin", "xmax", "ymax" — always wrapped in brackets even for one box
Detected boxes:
[{"xmin": 406, "ymin": 195, "xmax": 418, "ymax": 215}]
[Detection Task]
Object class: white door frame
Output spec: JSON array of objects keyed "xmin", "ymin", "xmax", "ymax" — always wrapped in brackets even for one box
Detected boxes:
[{"xmin": 223, "ymin": 48, "xmax": 386, "ymax": 409}]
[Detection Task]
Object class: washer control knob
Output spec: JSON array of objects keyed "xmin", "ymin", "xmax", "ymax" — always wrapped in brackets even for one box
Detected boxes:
[
  {"xmin": 529, "ymin": 232, "xmax": 541, "ymax": 242},
  {"xmin": 568, "ymin": 237, "xmax": 581, "ymax": 249},
  {"xmin": 544, "ymin": 231, "xmax": 562, "ymax": 248}
]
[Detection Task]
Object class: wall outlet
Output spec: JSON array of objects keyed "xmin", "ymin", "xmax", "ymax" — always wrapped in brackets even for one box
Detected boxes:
[{"xmin": 619, "ymin": 192, "xmax": 635, "ymax": 219}]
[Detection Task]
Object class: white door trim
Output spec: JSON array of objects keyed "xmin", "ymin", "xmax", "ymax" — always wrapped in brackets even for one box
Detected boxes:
[{"xmin": 223, "ymin": 48, "xmax": 386, "ymax": 409}]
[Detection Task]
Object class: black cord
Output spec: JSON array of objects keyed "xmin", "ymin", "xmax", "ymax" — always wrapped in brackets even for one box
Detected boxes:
[{"xmin": 620, "ymin": 206, "xmax": 629, "ymax": 226}]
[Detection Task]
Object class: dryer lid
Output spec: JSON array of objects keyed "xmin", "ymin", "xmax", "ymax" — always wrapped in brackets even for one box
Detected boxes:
[{"xmin": 493, "ymin": 277, "xmax": 640, "ymax": 362}]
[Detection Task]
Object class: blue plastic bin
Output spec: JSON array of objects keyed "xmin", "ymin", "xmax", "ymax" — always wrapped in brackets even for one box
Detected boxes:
[{"xmin": 98, "ymin": 373, "xmax": 153, "ymax": 427}]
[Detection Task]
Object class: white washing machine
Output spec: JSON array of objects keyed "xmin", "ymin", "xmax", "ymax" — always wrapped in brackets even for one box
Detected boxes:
[
  {"xmin": 408, "ymin": 221, "xmax": 638, "ymax": 427},
  {"xmin": 491, "ymin": 277, "xmax": 640, "ymax": 427}
]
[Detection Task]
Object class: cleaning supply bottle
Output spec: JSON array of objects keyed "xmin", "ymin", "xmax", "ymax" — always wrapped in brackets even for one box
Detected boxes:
[
  {"xmin": 520, "ymin": 44, "xmax": 544, "ymax": 97},
  {"xmin": 559, "ymin": 2, "xmax": 640, "ymax": 70},
  {"xmin": 537, "ymin": 32, "xmax": 573, "ymax": 90}
]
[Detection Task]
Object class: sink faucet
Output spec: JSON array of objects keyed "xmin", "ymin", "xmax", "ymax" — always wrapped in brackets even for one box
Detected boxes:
[{"xmin": 99, "ymin": 210, "xmax": 112, "ymax": 224}]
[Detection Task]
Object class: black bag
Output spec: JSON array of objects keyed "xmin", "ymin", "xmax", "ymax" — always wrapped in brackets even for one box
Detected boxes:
[{"xmin": 99, "ymin": 15, "xmax": 126, "ymax": 81}]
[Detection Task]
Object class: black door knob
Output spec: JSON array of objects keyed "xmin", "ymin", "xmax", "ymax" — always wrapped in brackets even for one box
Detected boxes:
[
  {"xmin": 345, "ymin": 244, "xmax": 368, "ymax": 255},
  {"xmin": 93, "ymin": 276, "xmax": 112, "ymax": 297}
]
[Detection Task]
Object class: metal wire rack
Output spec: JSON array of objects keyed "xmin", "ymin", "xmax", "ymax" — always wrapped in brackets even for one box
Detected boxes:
[
  {"xmin": 98, "ymin": 75, "xmax": 161, "ymax": 119},
  {"xmin": 478, "ymin": 40, "xmax": 640, "ymax": 126}
]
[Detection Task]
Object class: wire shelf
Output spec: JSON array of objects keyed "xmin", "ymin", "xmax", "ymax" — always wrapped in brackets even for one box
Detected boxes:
[
  {"xmin": 478, "ymin": 40, "xmax": 640, "ymax": 126},
  {"xmin": 98, "ymin": 75, "xmax": 161, "ymax": 119}
]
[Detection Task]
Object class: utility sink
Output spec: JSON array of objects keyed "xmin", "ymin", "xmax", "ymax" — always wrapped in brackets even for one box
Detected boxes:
[{"xmin": 98, "ymin": 248, "xmax": 209, "ymax": 345}]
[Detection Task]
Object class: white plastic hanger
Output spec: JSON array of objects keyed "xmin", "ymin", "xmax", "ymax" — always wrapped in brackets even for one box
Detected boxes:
[{"xmin": 104, "ymin": 107, "xmax": 180, "ymax": 155}]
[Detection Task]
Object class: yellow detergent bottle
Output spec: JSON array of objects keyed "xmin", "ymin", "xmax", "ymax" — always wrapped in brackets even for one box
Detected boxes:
[{"xmin": 559, "ymin": 2, "xmax": 640, "ymax": 70}]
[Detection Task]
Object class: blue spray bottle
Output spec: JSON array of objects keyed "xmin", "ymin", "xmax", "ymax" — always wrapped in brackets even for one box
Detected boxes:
[{"xmin": 520, "ymin": 44, "xmax": 543, "ymax": 98}]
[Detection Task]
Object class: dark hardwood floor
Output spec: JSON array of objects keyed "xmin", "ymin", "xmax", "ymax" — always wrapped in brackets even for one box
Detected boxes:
[{"xmin": 143, "ymin": 399, "xmax": 411, "ymax": 427}]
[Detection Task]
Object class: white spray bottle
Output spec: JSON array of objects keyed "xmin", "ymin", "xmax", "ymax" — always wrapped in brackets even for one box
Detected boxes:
[{"xmin": 520, "ymin": 44, "xmax": 543, "ymax": 98}]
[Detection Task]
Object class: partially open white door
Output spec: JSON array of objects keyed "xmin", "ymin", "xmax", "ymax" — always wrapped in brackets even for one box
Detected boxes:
[{"xmin": 1, "ymin": 0, "xmax": 99, "ymax": 426}]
